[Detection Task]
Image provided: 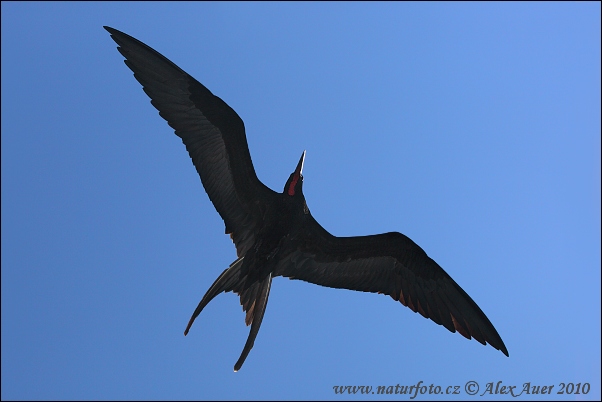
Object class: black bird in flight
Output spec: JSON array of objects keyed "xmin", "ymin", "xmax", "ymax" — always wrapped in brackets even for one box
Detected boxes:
[{"xmin": 105, "ymin": 26, "xmax": 508, "ymax": 371}]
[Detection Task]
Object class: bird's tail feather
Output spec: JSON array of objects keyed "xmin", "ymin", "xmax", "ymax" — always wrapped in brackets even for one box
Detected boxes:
[
  {"xmin": 183, "ymin": 257, "xmax": 273, "ymax": 371},
  {"xmin": 184, "ymin": 257, "xmax": 245, "ymax": 335},
  {"xmin": 234, "ymin": 273, "xmax": 272, "ymax": 372}
]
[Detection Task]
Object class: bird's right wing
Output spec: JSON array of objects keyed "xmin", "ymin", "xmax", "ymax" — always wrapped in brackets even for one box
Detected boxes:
[
  {"xmin": 276, "ymin": 215, "xmax": 508, "ymax": 356},
  {"xmin": 105, "ymin": 27, "xmax": 277, "ymax": 256}
]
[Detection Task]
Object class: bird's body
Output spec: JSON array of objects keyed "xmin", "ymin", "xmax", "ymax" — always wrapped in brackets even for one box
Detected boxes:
[{"xmin": 105, "ymin": 26, "xmax": 508, "ymax": 371}]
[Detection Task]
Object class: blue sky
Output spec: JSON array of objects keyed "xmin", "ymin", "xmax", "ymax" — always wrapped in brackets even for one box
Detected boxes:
[{"xmin": 1, "ymin": 2, "xmax": 600, "ymax": 400}]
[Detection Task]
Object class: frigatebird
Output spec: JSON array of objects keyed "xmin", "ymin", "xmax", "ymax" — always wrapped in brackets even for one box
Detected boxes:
[{"xmin": 105, "ymin": 26, "xmax": 508, "ymax": 371}]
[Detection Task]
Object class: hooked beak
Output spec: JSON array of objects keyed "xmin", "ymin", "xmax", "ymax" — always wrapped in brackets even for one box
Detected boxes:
[
  {"xmin": 294, "ymin": 150, "xmax": 306, "ymax": 177},
  {"xmin": 287, "ymin": 150, "xmax": 306, "ymax": 197}
]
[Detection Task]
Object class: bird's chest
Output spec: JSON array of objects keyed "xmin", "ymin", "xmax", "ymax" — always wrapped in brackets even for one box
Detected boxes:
[
  {"xmin": 242, "ymin": 201, "xmax": 299, "ymax": 280},
  {"xmin": 257, "ymin": 201, "xmax": 299, "ymax": 255}
]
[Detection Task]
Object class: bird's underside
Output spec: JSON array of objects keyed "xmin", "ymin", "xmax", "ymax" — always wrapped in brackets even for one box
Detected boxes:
[{"xmin": 105, "ymin": 26, "xmax": 509, "ymax": 371}]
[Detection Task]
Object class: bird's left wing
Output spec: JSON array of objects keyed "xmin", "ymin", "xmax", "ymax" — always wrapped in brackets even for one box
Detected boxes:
[
  {"xmin": 275, "ymin": 214, "xmax": 509, "ymax": 356},
  {"xmin": 105, "ymin": 27, "xmax": 277, "ymax": 256}
]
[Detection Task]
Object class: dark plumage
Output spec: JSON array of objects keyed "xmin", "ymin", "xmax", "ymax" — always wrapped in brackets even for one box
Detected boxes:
[{"xmin": 105, "ymin": 26, "xmax": 508, "ymax": 371}]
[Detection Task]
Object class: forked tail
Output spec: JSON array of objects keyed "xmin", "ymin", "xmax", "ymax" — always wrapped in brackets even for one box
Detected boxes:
[{"xmin": 184, "ymin": 257, "xmax": 274, "ymax": 371}]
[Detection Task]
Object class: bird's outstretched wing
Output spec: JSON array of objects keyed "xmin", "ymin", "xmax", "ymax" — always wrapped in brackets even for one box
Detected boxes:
[
  {"xmin": 105, "ymin": 26, "xmax": 277, "ymax": 256},
  {"xmin": 276, "ymin": 215, "xmax": 509, "ymax": 356}
]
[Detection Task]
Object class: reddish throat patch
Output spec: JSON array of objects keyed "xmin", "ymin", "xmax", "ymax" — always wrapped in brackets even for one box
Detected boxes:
[{"xmin": 288, "ymin": 174, "xmax": 299, "ymax": 196}]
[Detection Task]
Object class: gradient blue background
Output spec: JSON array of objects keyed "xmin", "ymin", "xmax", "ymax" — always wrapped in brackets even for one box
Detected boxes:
[{"xmin": 2, "ymin": 2, "xmax": 600, "ymax": 400}]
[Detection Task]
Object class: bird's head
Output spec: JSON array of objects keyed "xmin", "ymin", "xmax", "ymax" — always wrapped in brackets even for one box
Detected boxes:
[{"xmin": 284, "ymin": 150, "xmax": 306, "ymax": 198}]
